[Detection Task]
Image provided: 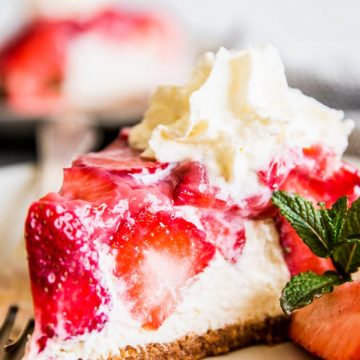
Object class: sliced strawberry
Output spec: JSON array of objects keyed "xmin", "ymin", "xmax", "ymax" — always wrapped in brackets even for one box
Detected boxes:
[
  {"xmin": 25, "ymin": 200, "xmax": 110, "ymax": 349},
  {"xmin": 258, "ymin": 147, "xmax": 301, "ymax": 191},
  {"xmin": 201, "ymin": 212, "xmax": 245, "ymax": 263},
  {"xmin": 113, "ymin": 210, "xmax": 215, "ymax": 329},
  {"xmin": 60, "ymin": 167, "xmax": 118, "ymax": 203},
  {"xmin": 290, "ymin": 281, "xmax": 360, "ymax": 360},
  {"xmin": 283, "ymin": 145, "xmax": 360, "ymax": 205},
  {"xmin": 301, "ymin": 162, "xmax": 360, "ymax": 206},
  {"xmin": 172, "ymin": 161, "xmax": 226, "ymax": 208},
  {"xmin": 274, "ymin": 145, "xmax": 360, "ymax": 276},
  {"xmin": 275, "ymin": 216, "xmax": 334, "ymax": 276},
  {"xmin": 74, "ymin": 144, "xmax": 169, "ymax": 176},
  {"xmin": 239, "ymin": 191, "xmax": 276, "ymax": 218}
]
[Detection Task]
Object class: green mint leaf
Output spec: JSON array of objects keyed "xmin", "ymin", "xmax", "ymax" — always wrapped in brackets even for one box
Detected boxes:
[
  {"xmin": 274, "ymin": 192, "xmax": 360, "ymax": 315},
  {"xmin": 332, "ymin": 237, "xmax": 360, "ymax": 275},
  {"xmin": 272, "ymin": 191, "xmax": 329, "ymax": 257},
  {"xmin": 280, "ymin": 271, "xmax": 343, "ymax": 315},
  {"xmin": 343, "ymin": 197, "xmax": 360, "ymax": 239},
  {"xmin": 326, "ymin": 196, "xmax": 348, "ymax": 246},
  {"xmin": 319, "ymin": 204, "xmax": 336, "ymax": 248}
]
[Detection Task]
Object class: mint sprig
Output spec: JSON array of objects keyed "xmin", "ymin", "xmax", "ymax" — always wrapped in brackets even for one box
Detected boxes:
[
  {"xmin": 332, "ymin": 237, "xmax": 360, "ymax": 274},
  {"xmin": 280, "ymin": 271, "xmax": 342, "ymax": 315},
  {"xmin": 272, "ymin": 191, "xmax": 360, "ymax": 314}
]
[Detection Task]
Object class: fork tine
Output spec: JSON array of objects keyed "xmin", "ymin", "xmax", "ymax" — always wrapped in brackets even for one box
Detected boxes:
[
  {"xmin": 7, "ymin": 307, "xmax": 32, "ymax": 345},
  {"xmin": 4, "ymin": 319, "xmax": 35, "ymax": 353},
  {"xmin": 0, "ymin": 307, "xmax": 34, "ymax": 360},
  {"xmin": 0, "ymin": 306, "xmax": 18, "ymax": 351}
]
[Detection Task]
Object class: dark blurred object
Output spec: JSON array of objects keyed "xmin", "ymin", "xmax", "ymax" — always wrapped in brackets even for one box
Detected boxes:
[
  {"xmin": 288, "ymin": 71, "xmax": 360, "ymax": 111},
  {"xmin": 0, "ymin": 106, "xmax": 135, "ymax": 166},
  {"xmin": 0, "ymin": 306, "xmax": 34, "ymax": 360},
  {"xmin": 0, "ymin": 105, "xmax": 37, "ymax": 166}
]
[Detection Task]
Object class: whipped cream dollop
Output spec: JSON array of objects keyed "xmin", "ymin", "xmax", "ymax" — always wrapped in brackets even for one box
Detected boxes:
[{"xmin": 129, "ymin": 45, "xmax": 353, "ymax": 200}]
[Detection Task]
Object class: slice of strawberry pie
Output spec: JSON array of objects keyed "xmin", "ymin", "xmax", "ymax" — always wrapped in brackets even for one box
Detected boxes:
[
  {"xmin": 24, "ymin": 45, "xmax": 360, "ymax": 360},
  {"xmin": 0, "ymin": 5, "xmax": 191, "ymax": 115}
]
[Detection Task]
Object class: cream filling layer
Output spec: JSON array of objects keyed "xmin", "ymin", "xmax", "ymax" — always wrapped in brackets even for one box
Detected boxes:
[{"xmin": 27, "ymin": 219, "xmax": 289, "ymax": 360}]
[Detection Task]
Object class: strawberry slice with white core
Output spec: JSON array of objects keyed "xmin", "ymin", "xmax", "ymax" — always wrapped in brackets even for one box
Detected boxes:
[
  {"xmin": 290, "ymin": 281, "xmax": 360, "ymax": 360},
  {"xmin": 25, "ymin": 200, "xmax": 110, "ymax": 351},
  {"xmin": 112, "ymin": 210, "xmax": 215, "ymax": 329}
]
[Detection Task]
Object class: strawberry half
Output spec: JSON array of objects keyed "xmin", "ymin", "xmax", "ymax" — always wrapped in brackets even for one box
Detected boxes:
[
  {"xmin": 25, "ymin": 200, "xmax": 110, "ymax": 350},
  {"xmin": 290, "ymin": 281, "xmax": 360, "ymax": 360},
  {"xmin": 112, "ymin": 210, "xmax": 215, "ymax": 329}
]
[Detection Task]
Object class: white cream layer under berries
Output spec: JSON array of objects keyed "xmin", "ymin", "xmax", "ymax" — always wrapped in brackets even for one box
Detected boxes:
[{"xmin": 24, "ymin": 45, "xmax": 360, "ymax": 360}]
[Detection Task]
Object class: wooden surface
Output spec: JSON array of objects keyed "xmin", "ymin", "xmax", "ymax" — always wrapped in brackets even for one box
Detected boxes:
[{"xmin": 0, "ymin": 243, "xmax": 33, "ymax": 340}]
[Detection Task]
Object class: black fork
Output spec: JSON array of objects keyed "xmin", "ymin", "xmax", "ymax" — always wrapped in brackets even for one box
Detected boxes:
[{"xmin": 0, "ymin": 306, "xmax": 34, "ymax": 360}]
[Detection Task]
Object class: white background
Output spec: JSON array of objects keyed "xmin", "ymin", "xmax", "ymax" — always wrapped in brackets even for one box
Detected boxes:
[{"xmin": 1, "ymin": 0, "xmax": 360, "ymax": 78}]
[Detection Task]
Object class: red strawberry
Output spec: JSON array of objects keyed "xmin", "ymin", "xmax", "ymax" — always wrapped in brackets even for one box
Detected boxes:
[
  {"xmin": 275, "ymin": 216, "xmax": 334, "ymax": 276},
  {"xmin": 112, "ymin": 210, "xmax": 215, "ymax": 329},
  {"xmin": 1, "ymin": 19, "xmax": 79, "ymax": 114},
  {"xmin": 274, "ymin": 145, "xmax": 360, "ymax": 276},
  {"xmin": 60, "ymin": 167, "xmax": 118, "ymax": 203},
  {"xmin": 301, "ymin": 161, "xmax": 360, "ymax": 206},
  {"xmin": 25, "ymin": 200, "xmax": 110, "ymax": 349},
  {"xmin": 283, "ymin": 145, "xmax": 360, "ymax": 206},
  {"xmin": 172, "ymin": 161, "xmax": 226, "ymax": 208},
  {"xmin": 258, "ymin": 147, "xmax": 301, "ymax": 191},
  {"xmin": 290, "ymin": 281, "xmax": 360, "ymax": 360},
  {"xmin": 74, "ymin": 143, "xmax": 169, "ymax": 176},
  {"xmin": 201, "ymin": 212, "xmax": 245, "ymax": 263},
  {"xmin": 240, "ymin": 191, "xmax": 276, "ymax": 218}
]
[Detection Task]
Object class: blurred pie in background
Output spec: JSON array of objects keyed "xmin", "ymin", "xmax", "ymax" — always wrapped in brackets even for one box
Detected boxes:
[{"xmin": 0, "ymin": 0, "xmax": 193, "ymax": 117}]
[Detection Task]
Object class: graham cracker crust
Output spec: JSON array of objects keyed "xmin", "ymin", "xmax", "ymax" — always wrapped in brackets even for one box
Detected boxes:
[{"xmin": 110, "ymin": 315, "xmax": 289, "ymax": 360}]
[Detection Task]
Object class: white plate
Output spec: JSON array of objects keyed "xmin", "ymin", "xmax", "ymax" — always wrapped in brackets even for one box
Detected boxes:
[
  {"xmin": 210, "ymin": 343, "xmax": 314, "ymax": 359},
  {"xmin": 2, "ymin": 159, "xmax": 360, "ymax": 359}
]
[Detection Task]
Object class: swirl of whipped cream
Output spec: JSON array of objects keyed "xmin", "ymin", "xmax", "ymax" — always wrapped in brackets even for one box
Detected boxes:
[{"xmin": 129, "ymin": 45, "xmax": 353, "ymax": 199}]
